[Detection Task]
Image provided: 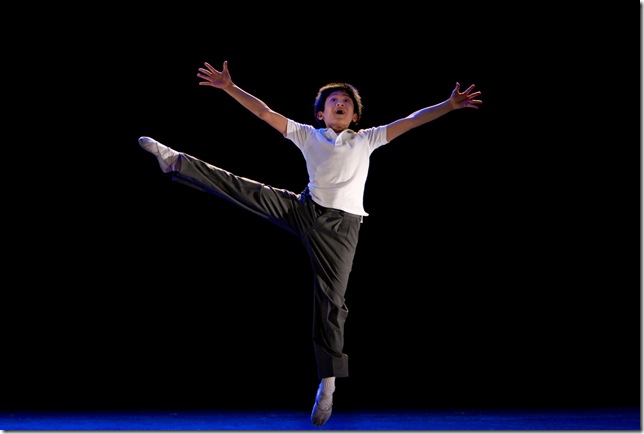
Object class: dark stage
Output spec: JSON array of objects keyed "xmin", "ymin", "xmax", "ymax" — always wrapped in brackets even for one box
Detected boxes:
[
  {"xmin": 1, "ymin": 407, "xmax": 639, "ymax": 430},
  {"xmin": 3, "ymin": 3, "xmax": 639, "ymax": 432}
]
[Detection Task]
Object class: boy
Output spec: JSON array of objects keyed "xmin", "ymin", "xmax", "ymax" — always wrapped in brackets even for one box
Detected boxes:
[{"xmin": 139, "ymin": 60, "xmax": 481, "ymax": 426}]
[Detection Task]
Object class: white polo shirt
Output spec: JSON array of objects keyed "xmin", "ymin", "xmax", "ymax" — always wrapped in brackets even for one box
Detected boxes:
[{"xmin": 286, "ymin": 119, "xmax": 389, "ymax": 216}]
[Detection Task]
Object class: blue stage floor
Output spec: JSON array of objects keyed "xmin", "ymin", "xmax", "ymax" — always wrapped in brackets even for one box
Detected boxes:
[{"xmin": 0, "ymin": 407, "xmax": 640, "ymax": 431}]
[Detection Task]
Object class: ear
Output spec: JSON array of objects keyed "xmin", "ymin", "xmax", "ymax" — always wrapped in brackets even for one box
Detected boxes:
[
  {"xmin": 317, "ymin": 112, "xmax": 324, "ymax": 120},
  {"xmin": 352, "ymin": 114, "xmax": 358, "ymax": 122}
]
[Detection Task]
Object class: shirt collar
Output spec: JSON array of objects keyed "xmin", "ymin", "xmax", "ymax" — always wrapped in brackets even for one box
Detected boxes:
[{"xmin": 322, "ymin": 128, "xmax": 356, "ymax": 142}]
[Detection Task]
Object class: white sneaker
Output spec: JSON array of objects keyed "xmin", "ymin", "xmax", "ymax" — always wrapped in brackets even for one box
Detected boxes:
[{"xmin": 138, "ymin": 136, "xmax": 180, "ymax": 173}]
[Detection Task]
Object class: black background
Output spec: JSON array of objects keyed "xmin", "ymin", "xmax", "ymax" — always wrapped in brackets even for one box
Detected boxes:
[{"xmin": 4, "ymin": 4, "xmax": 639, "ymax": 412}]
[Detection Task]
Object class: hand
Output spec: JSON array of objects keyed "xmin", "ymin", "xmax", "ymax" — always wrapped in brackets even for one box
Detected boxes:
[
  {"xmin": 450, "ymin": 82, "xmax": 482, "ymax": 109},
  {"xmin": 197, "ymin": 60, "xmax": 232, "ymax": 89}
]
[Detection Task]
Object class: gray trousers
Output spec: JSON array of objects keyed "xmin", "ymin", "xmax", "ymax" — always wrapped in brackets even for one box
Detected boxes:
[{"xmin": 172, "ymin": 153, "xmax": 362, "ymax": 379}]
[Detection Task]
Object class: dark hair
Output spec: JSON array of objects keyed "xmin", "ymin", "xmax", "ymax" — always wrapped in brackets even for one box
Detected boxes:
[{"xmin": 313, "ymin": 82, "xmax": 363, "ymax": 128}]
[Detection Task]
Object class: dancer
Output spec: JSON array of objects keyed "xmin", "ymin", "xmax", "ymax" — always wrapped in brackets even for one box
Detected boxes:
[{"xmin": 139, "ymin": 60, "xmax": 482, "ymax": 426}]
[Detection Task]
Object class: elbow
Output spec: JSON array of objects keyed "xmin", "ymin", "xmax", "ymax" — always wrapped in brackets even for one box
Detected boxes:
[{"xmin": 256, "ymin": 108, "xmax": 273, "ymax": 121}]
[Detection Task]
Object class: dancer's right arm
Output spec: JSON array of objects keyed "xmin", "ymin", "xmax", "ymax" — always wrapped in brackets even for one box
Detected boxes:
[{"xmin": 197, "ymin": 60, "xmax": 288, "ymax": 135}]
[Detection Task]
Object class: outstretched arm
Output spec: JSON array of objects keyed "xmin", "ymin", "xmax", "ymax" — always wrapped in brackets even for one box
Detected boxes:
[
  {"xmin": 385, "ymin": 82, "xmax": 482, "ymax": 142},
  {"xmin": 197, "ymin": 61, "xmax": 288, "ymax": 135}
]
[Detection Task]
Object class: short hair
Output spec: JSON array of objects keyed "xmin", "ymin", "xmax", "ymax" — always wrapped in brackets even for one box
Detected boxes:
[{"xmin": 313, "ymin": 83, "xmax": 363, "ymax": 128}]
